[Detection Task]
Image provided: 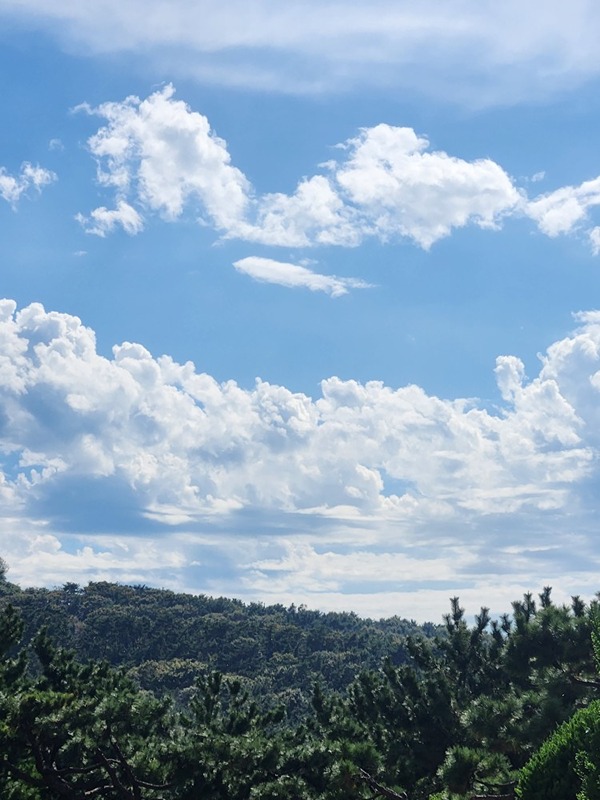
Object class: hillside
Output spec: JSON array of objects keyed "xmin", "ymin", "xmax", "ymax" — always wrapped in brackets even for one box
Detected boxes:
[
  {"xmin": 0, "ymin": 578, "xmax": 436, "ymax": 706},
  {"xmin": 2, "ymin": 574, "xmax": 600, "ymax": 798}
]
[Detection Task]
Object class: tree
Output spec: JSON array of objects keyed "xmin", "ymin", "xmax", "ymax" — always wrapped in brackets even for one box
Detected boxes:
[
  {"xmin": 0, "ymin": 622, "xmax": 181, "ymax": 799},
  {"xmin": 516, "ymin": 700, "xmax": 600, "ymax": 800},
  {"xmin": 179, "ymin": 670, "xmax": 378, "ymax": 800},
  {"xmin": 517, "ymin": 605, "xmax": 600, "ymax": 800}
]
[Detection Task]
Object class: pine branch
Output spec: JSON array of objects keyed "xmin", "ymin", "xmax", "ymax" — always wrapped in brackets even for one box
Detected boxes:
[
  {"xmin": 570, "ymin": 674, "xmax": 600, "ymax": 690},
  {"xmin": 470, "ymin": 794, "xmax": 514, "ymax": 800},
  {"xmin": 357, "ymin": 768, "xmax": 408, "ymax": 800},
  {"xmin": 54, "ymin": 762, "xmax": 106, "ymax": 776},
  {"xmin": 96, "ymin": 747, "xmax": 134, "ymax": 799}
]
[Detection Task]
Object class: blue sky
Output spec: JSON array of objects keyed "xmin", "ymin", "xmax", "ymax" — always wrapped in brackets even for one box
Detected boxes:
[{"xmin": 2, "ymin": 1, "xmax": 600, "ymax": 620}]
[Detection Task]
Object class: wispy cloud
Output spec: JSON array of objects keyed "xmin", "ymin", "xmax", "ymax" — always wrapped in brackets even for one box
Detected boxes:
[
  {"xmin": 0, "ymin": 162, "xmax": 56, "ymax": 208},
  {"xmin": 3, "ymin": 1, "xmax": 600, "ymax": 103},
  {"xmin": 75, "ymin": 200, "xmax": 144, "ymax": 237},
  {"xmin": 233, "ymin": 256, "xmax": 372, "ymax": 296},
  {"xmin": 526, "ymin": 176, "xmax": 600, "ymax": 238}
]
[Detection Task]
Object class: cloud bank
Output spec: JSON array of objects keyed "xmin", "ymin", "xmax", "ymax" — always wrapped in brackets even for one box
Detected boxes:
[
  {"xmin": 1, "ymin": 299, "xmax": 600, "ymax": 618},
  {"xmin": 3, "ymin": 1, "xmax": 600, "ymax": 102}
]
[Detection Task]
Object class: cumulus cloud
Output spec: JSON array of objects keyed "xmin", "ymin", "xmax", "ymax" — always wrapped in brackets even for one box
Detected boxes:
[
  {"xmin": 76, "ymin": 85, "xmax": 249, "ymax": 235},
  {"xmin": 239, "ymin": 176, "xmax": 362, "ymax": 248},
  {"xmin": 77, "ymin": 85, "xmax": 600, "ymax": 255},
  {"xmin": 0, "ymin": 299, "xmax": 593, "ymax": 520},
  {"xmin": 78, "ymin": 86, "xmax": 522, "ymax": 250},
  {"xmin": 233, "ymin": 256, "xmax": 372, "ymax": 296},
  {"xmin": 0, "ymin": 162, "xmax": 56, "ymax": 207},
  {"xmin": 2, "ymin": 299, "xmax": 600, "ymax": 617},
  {"xmin": 332, "ymin": 124, "xmax": 520, "ymax": 249},
  {"xmin": 3, "ymin": 1, "xmax": 600, "ymax": 103}
]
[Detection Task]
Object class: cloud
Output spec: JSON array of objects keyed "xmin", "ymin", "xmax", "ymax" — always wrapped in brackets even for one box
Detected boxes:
[
  {"xmin": 78, "ymin": 86, "xmax": 521, "ymax": 250},
  {"xmin": 3, "ymin": 1, "xmax": 600, "ymax": 103},
  {"xmin": 76, "ymin": 85, "xmax": 249, "ymax": 235},
  {"xmin": 0, "ymin": 162, "xmax": 56, "ymax": 207},
  {"xmin": 238, "ymin": 176, "xmax": 362, "ymax": 248},
  {"xmin": 77, "ymin": 86, "xmax": 600, "ymax": 255},
  {"xmin": 233, "ymin": 256, "xmax": 372, "ymax": 296},
  {"xmin": 75, "ymin": 200, "xmax": 144, "ymax": 237},
  {"xmin": 330, "ymin": 124, "xmax": 520, "ymax": 249},
  {"xmin": 526, "ymin": 176, "xmax": 600, "ymax": 237},
  {"xmin": 2, "ymin": 299, "xmax": 600, "ymax": 617},
  {"xmin": 0, "ymin": 303, "xmax": 590, "ymax": 522}
]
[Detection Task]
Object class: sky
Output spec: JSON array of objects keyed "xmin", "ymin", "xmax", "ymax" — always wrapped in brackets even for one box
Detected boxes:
[{"xmin": 2, "ymin": 2, "xmax": 600, "ymax": 622}]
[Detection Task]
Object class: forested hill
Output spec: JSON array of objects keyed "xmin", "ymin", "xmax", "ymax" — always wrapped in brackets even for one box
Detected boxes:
[
  {"xmin": 0, "ymin": 576, "xmax": 436, "ymax": 702},
  {"xmin": 2, "ymin": 569, "xmax": 600, "ymax": 798}
]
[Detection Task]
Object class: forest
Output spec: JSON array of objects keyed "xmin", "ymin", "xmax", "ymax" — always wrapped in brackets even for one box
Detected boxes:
[{"xmin": 1, "ymin": 558, "xmax": 599, "ymax": 800}]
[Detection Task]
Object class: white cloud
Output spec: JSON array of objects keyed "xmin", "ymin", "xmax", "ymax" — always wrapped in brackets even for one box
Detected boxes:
[
  {"xmin": 77, "ymin": 86, "xmax": 600, "ymax": 255},
  {"xmin": 77, "ymin": 85, "xmax": 249, "ymax": 235},
  {"xmin": 0, "ymin": 162, "xmax": 56, "ymax": 207},
  {"xmin": 78, "ymin": 86, "xmax": 522, "ymax": 250},
  {"xmin": 2, "ymin": 300, "xmax": 600, "ymax": 617},
  {"xmin": 240, "ymin": 176, "xmax": 362, "ymax": 248},
  {"xmin": 249, "ymin": 543, "xmax": 475, "ymax": 593},
  {"xmin": 76, "ymin": 200, "xmax": 144, "ymax": 237},
  {"xmin": 526, "ymin": 176, "xmax": 600, "ymax": 237},
  {"xmin": 3, "ymin": 1, "xmax": 600, "ymax": 103},
  {"xmin": 0, "ymin": 527, "xmax": 188, "ymax": 592},
  {"xmin": 233, "ymin": 256, "xmax": 372, "ymax": 296},
  {"xmin": 0, "ymin": 300, "xmax": 591, "ymax": 521},
  {"xmin": 332, "ymin": 124, "xmax": 521, "ymax": 249}
]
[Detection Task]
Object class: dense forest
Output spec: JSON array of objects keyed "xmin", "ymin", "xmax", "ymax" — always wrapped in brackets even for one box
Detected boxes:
[
  {"xmin": 0, "ymin": 565, "xmax": 436, "ymax": 712},
  {"xmin": 1, "ymin": 558, "xmax": 600, "ymax": 799}
]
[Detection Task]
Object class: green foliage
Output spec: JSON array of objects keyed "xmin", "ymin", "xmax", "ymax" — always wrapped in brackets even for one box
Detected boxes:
[
  {"xmin": 1, "ymin": 579, "xmax": 429, "ymax": 703},
  {"xmin": 0, "ymin": 620, "xmax": 181, "ymax": 799},
  {"xmin": 0, "ymin": 603, "xmax": 23, "ymax": 657},
  {"xmin": 438, "ymin": 745, "xmax": 515, "ymax": 798},
  {"xmin": 590, "ymin": 607, "xmax": 600, "ymax": 676},
  {"xmin": 517, "ymin": 700, "xmax": 600, "ymax": 800},
  {"xmin": 515, "ymin": 598, "xmax": 600, "ymax": 800},
  {"xmin": 405, "ymin": 587, "xmax": 597, "ymax": 798},
  {"xmin": 3, "ymin": 577, "xmax": 600, "ymax": 800}
]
